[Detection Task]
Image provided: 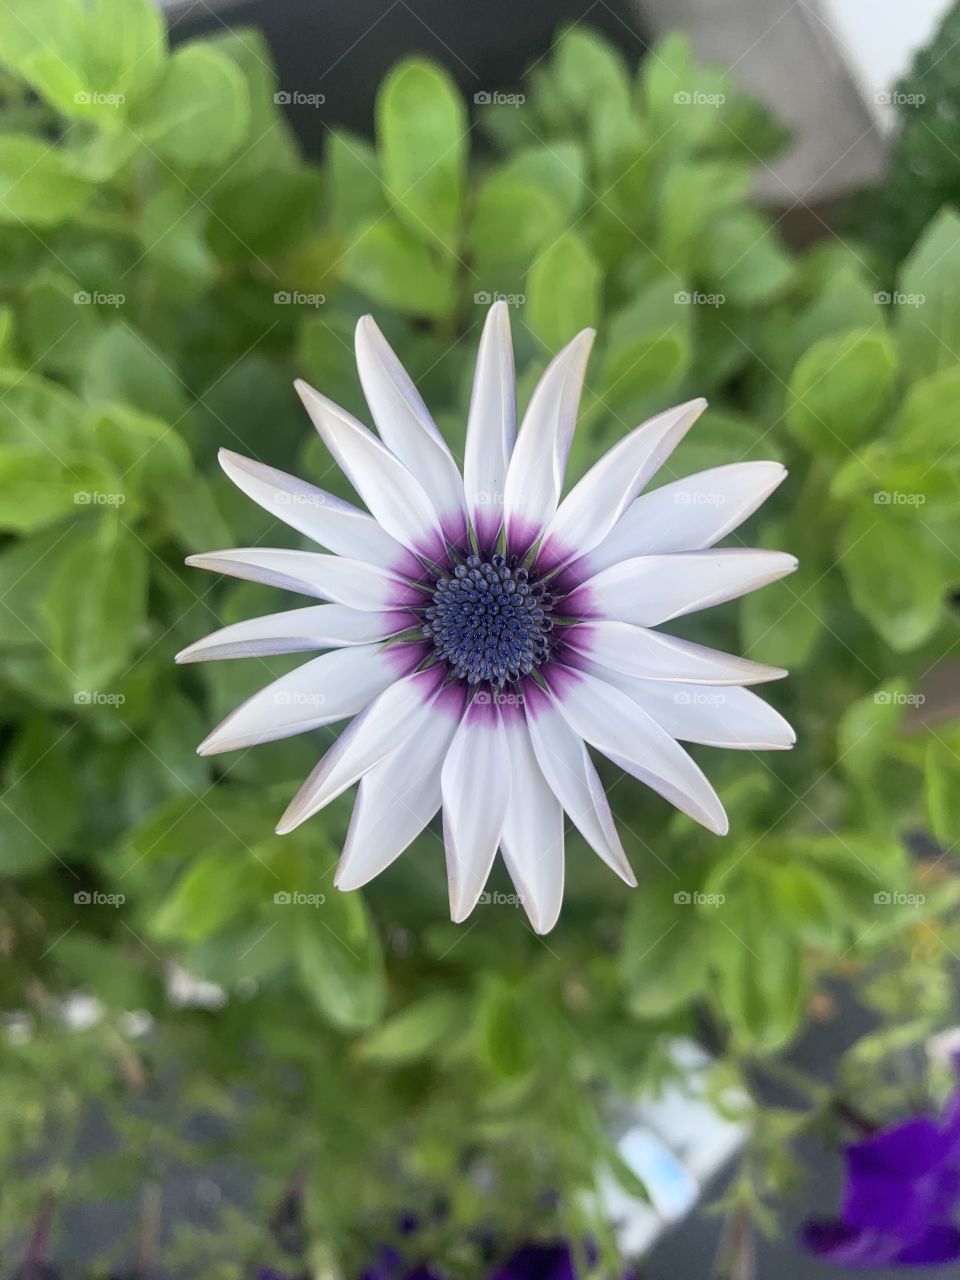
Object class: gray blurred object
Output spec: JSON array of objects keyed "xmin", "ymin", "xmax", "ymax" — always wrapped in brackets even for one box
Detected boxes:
[{"xmin": 639, "ymin": 0, "xmax": 952, "ymax": 204}]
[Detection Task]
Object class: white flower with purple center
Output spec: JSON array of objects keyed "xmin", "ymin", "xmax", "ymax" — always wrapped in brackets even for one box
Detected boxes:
[{"xmin": 179, "ymin": 302, "xmax": 796, "ymax": 934}]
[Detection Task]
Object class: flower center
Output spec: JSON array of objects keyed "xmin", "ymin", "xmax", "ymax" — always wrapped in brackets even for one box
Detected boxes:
[{"xmin": 423, "ymin": 554, "xmax": 555, "ymax": 686}]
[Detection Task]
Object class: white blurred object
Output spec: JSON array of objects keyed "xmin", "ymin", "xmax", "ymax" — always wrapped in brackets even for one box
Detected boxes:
[
  {"xmin": 824, "ymin": 0, "xmax": 952, "ymax": 128},
  {"xmin": 596, "ymin": 1039, "xmax": 749, "ymax": 1257},
  {"xmin": 639, "ymin": 0, "xmax": 953, "ymax": 202}
]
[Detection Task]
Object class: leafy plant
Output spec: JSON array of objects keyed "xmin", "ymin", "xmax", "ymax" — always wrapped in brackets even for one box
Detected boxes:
[{"xmin": 0, "ymin": 1, "xmax": 958, "ymax": 1274}]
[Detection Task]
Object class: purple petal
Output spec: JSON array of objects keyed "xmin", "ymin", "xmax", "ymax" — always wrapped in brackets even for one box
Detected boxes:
[
  {"xmin": 845, "ymin": 1119, "xmax": 948, "ymax": 1179},
  {"xmin": 799, "ymin": 1220, "xmax": 903, "ymax": 1267},
  {"xmin": 490, "ymin": 1243, "xmax": 576, "ymax": 1280},
  {"xmin": 895, "ymin": 1225, "xmax": 960, "ymax": 1265}
]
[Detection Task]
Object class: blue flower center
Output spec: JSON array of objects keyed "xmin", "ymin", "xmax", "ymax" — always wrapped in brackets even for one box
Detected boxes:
[{"xmin": 423, "ymin": 554, "xmax": 555, "ymax": 686}]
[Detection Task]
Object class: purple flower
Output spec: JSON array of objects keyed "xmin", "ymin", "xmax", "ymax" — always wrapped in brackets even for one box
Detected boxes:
[{"xmin": 801, "ymin": 1087, "xmax": 960, "ymax": 1267}]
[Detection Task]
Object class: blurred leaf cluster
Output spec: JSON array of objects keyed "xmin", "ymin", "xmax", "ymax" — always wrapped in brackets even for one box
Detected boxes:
[{"xmin": 0, "ymin": 2, "xmax": 959, "ymax": 1275}]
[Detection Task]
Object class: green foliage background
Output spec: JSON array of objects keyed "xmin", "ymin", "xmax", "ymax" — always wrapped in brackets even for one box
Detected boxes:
[{"xmin": 0, "ymin": 1, "xmax": 959, "ymax": 1274}]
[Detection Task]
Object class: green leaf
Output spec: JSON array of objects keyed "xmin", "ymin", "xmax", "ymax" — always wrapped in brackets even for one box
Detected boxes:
[
  {"xmin": 82, "ymin": 322, "xmax": 188, "ymax": 422},
  {"xmin": 925, "ymin": 740, "xmax": 960, "ymax": 848},
  {"xmin": 377, "ymin": 57, "xmax": 467, "ymax": 251},
  {"xmin": 152, "ymin": 849, "xmax": 255, "ymax": 942},
  {"xmin": 698, "ymin": 210, "xmax": 793, "ymax": 306},
  {"xmin": 0, "ymin": 447, "xmax": 121, "ymax": 534},
  {"xmin": 657, "ymin": 162, "xmax": 750, "ymax": 269},
  {"xmin": 839, "ymin": 504, "xmax": 945, "ymax": 651},
  {"xmin": 711, "ymin": 872, "xmax": 805, "ymax": 1052},
  {"xmin": 326, "ymin": 130, "xmax": 387, "ymax": 233},
  {"xmin": 494, "ymin": 143, "xmax": 586, "ymax": 222},
  {"xmin": 475, "ymin": 978, "xmax": 534, "ymax": 1078},
  {"xmin": 837, "ymin": 680, "xmax": 910, "ymax": 782},
  {"xmin": 896, "ymin": 207, "xmax": 960, "ymax": 378},
  {"xmin": 82, "ymin": 0, "xmax": 167, "ymax": 104},
  {"xmin": 358, "ymin": 993, "xmax": 464, "ymax": 1064},
  {"xmin": 0, "ymin": 136, "xmax": 93, "ymax": 225},
  {"xmin": 39, "ymin": 517, "xmax": 148, "ymax": 694},
  {"xmin": 786, "ymin": 328, "xmax": 899, "ymax": 454},
  {"xmin": 891, "ymin": 363, "xmax": 960, "ymax": 455},
  {"xmin": 621, "ymin": 883, "xmax": 712, "ymax": 1017},
  {"xmin": 0, "ymin": 716, "xmax": 79, "ymax": 875},
  {"xmin": 20, "ymin": 269, "xmax": 102, "ymax": 377},
  {"xmin": 139, "ymin": 43, "xmax": 250, "ymax": 167},
  {"xmin": 525, "ymin": 231, "xmax": 601, "ymax": 350},
  {"xmin": 295, "ymin": 893, "xmax": 386, "ymax": 1032},
  {"xmin": 0, "ymin": 0, "xmax": 88, "ymax": 115},
  {"xmin": 740, "ymin": 520, "xmax": 821, "ymax": 669},
  {"xmin": 468, "ymin": 173, "xmax": 565, "ymax": 273},
  {"xmin": 341, "ymin": 217, "xmax": 456, "ymax": 318}
]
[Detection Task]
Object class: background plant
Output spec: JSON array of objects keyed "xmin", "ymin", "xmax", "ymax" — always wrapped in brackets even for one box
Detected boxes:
[{"xmin": 0, "ymin": 1, "xmax": 958, "ymax": 1274}]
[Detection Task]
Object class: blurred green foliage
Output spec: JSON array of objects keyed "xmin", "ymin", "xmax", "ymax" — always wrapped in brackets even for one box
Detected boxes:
[{"xmin": 0, "ymin": 1, "xmax": 959, "ymax": 1274}]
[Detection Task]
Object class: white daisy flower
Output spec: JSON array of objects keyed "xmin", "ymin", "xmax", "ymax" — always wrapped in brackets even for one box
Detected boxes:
[{"xmin": 179, "ymin": 302, "xmax": 796, "ymax": 934}]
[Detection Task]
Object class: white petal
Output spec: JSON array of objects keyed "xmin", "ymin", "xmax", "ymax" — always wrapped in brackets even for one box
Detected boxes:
[
  {"xmin": 295, "ymin": 379, "xmax": 445, "ymax": 558},
  {"xmin": 355, "ymin": 316, "xmax": 467, "ymax": 537},
  {"xmin": 566, "ymin": 549, "xmax": 798, "ymax": 627},
  {"xmin": 276, "ymin": 667, "xmax": 448, "ymax": 833},
  {"xmin": 564, "ymin": 620, "xmax": 786, "ymax": 686},
  {"xmin": 176, "ymin": 604, "xmax": 412, "ymax": 664},
  {"xmin": 197, "ymin": 643, "xmax": 419, "ymax": 756},
  {"xmin": 502, "ymin": 328, "xmax": 594, "ymax": 553},
  {"xmin": 334, "ymin": 688, "xmax": 467, "ymax": 890},
  {"xmin": 537, "ymin": 399, "xmax": 706, "ymax": 570},
  {"xmin": 523, "ymin": 682, "xmax": 635, "ymax": 885},
  {"xmin": 573, "ymin": 661, "xmax": 795, "ymax": 750},
  {"xmin": 440, "ymin": 698, "xmax": 511, "ymax": 923},
  {"xmin": 548, "ymin": 666, "xmax": 728, "ymax": 835},
  {"xmin": 463, "ymin": 301, "xmax": 516, "ymax": 546},
  {"xmin": 570, "ymin": 461, "xmax": 788, "ymax": 579},
  {"xmin": 500, "ymin": 712, "xmax": 565, "ymax": 934},
  {"xmin": 217, "ymin": 449, "xmax": 414, "ymax": 571},
  {"xmin": 185, "ymin": 548, "xmax": 421, "ymax": 612}
]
